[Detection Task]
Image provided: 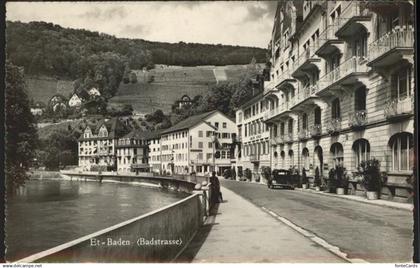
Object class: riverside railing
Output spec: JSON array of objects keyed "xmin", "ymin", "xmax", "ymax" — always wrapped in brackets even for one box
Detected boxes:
[
  {"xmin": 368, "ymin": 26, "xmax": 414, "ymax": 63},
  {"xmin": 17, "ymin": 192, "xmax": 208, "ymax": 263}
]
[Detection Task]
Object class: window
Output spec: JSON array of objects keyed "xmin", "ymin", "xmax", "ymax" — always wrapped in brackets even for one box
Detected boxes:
[
  {"xmin": 355, "ymin": 87, "xmax": 367, "ymax": 111},
  {"xmin": 288, "ymin": 119, "xmax": 293, "ymax": 134},
  {"xmin": 302, "ymin": 148, "xmax": 310, "ymax": 170},
  {"xmin": 207, "ymin": 153, "xmax": 212, "ymax": 160},
  {"xmin": 198, "ymin": 142, "xmax": 203, "ymax": 149},
  {"xmin": 206, "ymin": 131, "xmax": 212, "ymax": 137},
  {"xmin": 221, "ymin": 151, "xmax": 226, "ymax": 159},
  {"xmin": 223, "ymin": 122, "xmax": 227, "ymax": 128},
  {"xmin": 353, "ymin": 29, "xmax": 368, "ymax": 58},
  {"xmin": 198, "ymin": 153, "xmax": 203, "ymax": 160},
  {"xmin": 198, "ymin": 131, "xmax": 203, "ymax": 137},
  {"xmin": 389, "ymin": 132, "xmax": 414, "ymax": 171},
  {"xmin": 288, "ymin": 150, "xmax": 294, "ymax": 167},
  {"xmin": 302, "ymin": 113, "xmax": 308, "ymax": 130},
  {"xmin": 391, "ymin": 66, "xmax": 412, "ymax": 101},
  {"xmin": 332, "ymin": 98, "xmax": 341, "ymax": 119},
  {"xmin": 215, "ymin": 122, "xmax": 219, "ymax": 129},
  {"xmin": 330, "ymin": 143, "xmax": 344, "ymax": 167},
  {"xmin": 353, "ymin": 139, "xmax": 370, "ymax": 168},
  {"xmin": 314, "ymin": 107, "xmax": 321, "ymax": 125}
]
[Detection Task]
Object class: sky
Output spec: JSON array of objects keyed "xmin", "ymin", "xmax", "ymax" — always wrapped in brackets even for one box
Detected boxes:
[{"xmin": 6, "ymin": 1, "xmax": 277, "ymax": 48}]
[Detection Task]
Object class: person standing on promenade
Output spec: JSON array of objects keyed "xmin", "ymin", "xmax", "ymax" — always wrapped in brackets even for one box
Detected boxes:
[{"xmin": 210, "ymin": 171, "xmax": 223, "ymax": 206}]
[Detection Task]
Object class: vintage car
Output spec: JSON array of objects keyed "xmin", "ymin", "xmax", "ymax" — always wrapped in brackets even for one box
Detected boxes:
[{"xmin": 268, "ymin": 169, "xmax": 299, "ymax": 189}]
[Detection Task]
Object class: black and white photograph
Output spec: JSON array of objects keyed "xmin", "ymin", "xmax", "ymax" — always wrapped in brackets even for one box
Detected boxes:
[{"xmin": 2, "ymin": 0, "xmax": 418, "ymax": 265}]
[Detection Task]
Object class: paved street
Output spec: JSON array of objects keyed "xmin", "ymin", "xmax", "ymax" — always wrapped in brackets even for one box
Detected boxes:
[
  {"xmin": 220, "ymin": 179, "xmax": 414, "ymax": 263},
  {"xmin": 178, "ymin": 187, "xmax": 345, "ymax": 263}
]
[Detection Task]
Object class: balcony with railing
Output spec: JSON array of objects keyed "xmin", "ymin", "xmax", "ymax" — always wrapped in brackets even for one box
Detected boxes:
[
  {"xmin": 263, "ymin": 102, "xmax": 292, "ymax": 122},
  {"xmin": 368, "ymin": 26, "xmax": 414, "ymax": 69},
  {"xmin": 384, "ymin": 96, "xmax": 414, "ymax": 121},
  {"xmin": 263, "ymin": 79, "xmax": 277, "ymax": 95},
  {"xmin": 290, "ymin": 85, "xmax": 321, "ymax": 111},
  {"xmin": 284, "ymin": 133, "xmax": 294, "ymax": 144},
  {"xmin": 335, "ymin": 1, "xmax": 371, "ymax": 38},
  {"xmin": 270, "ymin": 138, "xmax": 277, "ymax": 146},
  {"xmin": 315, "ymin": 56, "xmax": 368, "ymax": 95},
  {"xmin": 298, "ymin": 129, "xmax": 310, "ymax": 141},
  {"xmin": 314, "ymin": 24, "xmax": 344, "ymax": 58},
  {"xmin": 292, "ymin": 46, "xmax": 321, "ymax": 77},
  {"xmin": 326, "ymin": 118, "xmax": 342, "ymax": 135},
  {"xmin": 348, "ymin": 110, "xmax": 368, "ymax": 129},
  {"xmin": 275, "ymin": 135, "xmax": 284, "ymax": 145},
  {"xmin": 309, "ymin": 124, "xmax": 322, "ymax": 138},
  {"xmin": 275, "ymin": 69, "xmax": 296, "ymax": 91},
  {"xmin": 249, "ymin": 154, "xmax": 260, "ymax": 163}
]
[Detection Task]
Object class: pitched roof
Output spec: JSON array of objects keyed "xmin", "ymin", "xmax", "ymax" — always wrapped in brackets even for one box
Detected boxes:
[
  {"xmin": 160, "ymin": 110, "xmax": 218, "ymax": 134},
  {"xmin": 79, "ymin": 117, "xmax": 130, "ymax": 140},
  {"xmin": 76, "ymin": 89, "xmax": 90, "ymax": 100}
]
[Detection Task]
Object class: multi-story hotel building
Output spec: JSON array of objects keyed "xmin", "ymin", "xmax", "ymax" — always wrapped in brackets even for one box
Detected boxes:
[
  {"xmin": 160, "ymin": 110, "xmax": 236, "ymax": 176},
  {"xmin": 147, "ymin": 131, "xmax": 162, "ymax": 174},
  {"xmin": 234, "ymin": 82, "xmax": 271, "ymax": 183},
  {"xmin": 115, "ymin": 130, "xmax": 150, "ymax": 173},
  {"xmin": 78, "ymin": 118, "xmax": 130, "ymax": 171},
  {"xmin": 260, "ymin": 1, "xmax": 414, "ymax": 202}
]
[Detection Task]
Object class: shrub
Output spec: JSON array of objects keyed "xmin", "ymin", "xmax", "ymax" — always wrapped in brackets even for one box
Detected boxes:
[
  {"xmin": 336, "ymin": 166, "xmax": 349, "ymax": 189},
  {"xmin": 314, "ymin": 166, "xmax": 321, "ymax": 187},
  {"xmin": 261, "ymin": 166, "xmax": 271, "ymax": 180},
  {"xmin": 244, "ymin": 168, "xmax": 252, "ymax": 181},
  {"xmin": 238, "ymin": 168, "xmax": 243, "ymax": 179},
  {"xmin": 359, "ymin": 159, "xmax": 382, "ymax": 192},
  {"xmin": 223, "ymin": 169, "xmax": 232, "ymax": 179},
  {"xmin": 301, "ymin": 168, "xmax": 308, "ymax": 184},
  {"xmin": 327, "ymin": 168, "xmax": 337, "ymax": 193}
]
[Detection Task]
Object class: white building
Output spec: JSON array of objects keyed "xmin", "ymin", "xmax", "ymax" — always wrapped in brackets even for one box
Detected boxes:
[
  {"xmin": 234, "ymin": 89, "xmax": 271, "ymax": 183},
  {"xmin": 259, "ymin": 1, "xmax": 414, "ymax": 202},
  {"xmin": 147, "ymin": 131, "xmax": 162, "ymax": 174},
  {"xmin": 78, "ymin": 118, "xmax": 130, "ymax": 171},
  {"xmin": 116, "ymin": 130, "xmax": 150, "ymax": 173},
  {"xmin": 88, "ymin": 87, "xmax": 101, "ymax": 98},
  {"xmin": 68, "ymin": 93, "xmax": 83, "ymax": 108},
  {"xmin": 160, "ymin": 110, "xmax": 236, "ymax": 176}
]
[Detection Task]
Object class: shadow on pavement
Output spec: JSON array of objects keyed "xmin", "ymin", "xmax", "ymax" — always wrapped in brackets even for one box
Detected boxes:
[{"xmin": 176, "ymin": 203, "xmax": 220, "ymax": 262}]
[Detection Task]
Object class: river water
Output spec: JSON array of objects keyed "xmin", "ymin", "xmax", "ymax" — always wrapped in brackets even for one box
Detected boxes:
[{"xmin": 5, "ymin": 178, "xmax": 189, "ymax": 261}]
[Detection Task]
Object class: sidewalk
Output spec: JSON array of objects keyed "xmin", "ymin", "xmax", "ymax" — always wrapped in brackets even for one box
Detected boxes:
[
  {"xmin": 231, "ymin": 179, "xmax": 413, "ymax": 211},
  {"xmin": 295, "ymin": 188, "xmax": 414, "ymax": 211},
  {"xmin": 178, "ymin": 187, "xmax": 346, "ymax": 263}
]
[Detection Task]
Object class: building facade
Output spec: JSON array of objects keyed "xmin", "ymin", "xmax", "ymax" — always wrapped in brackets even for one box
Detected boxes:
[
  {"xmin": 259, "ymin": 1, "xmax": 414, "ymax": 202},
  {"xmin": 116, "ymin": 130, "xmax": 150, "ymax": 173},
  {"xmin": 234, "ymin": 89, "xmax": 271, "ymax": 183},
  {"xmin": 78, "ymin": 118, "xmax": 130, "ymax": 171},
  {"xmin": 160, "ymin": 110, "xmax": 236, "ymax": 176},
  {"xmin": 147, "ymin": 132, "xmax": 162, "ymax": 174}
]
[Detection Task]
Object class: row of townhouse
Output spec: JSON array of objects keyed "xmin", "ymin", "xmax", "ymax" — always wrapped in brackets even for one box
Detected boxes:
[
  {"xmin": 78, "ymin": 110, "xmax": 236, "ymax": 176},
  {"xmin": 232, "ymin": 0, "xmax": 415, "ymax": 203}
]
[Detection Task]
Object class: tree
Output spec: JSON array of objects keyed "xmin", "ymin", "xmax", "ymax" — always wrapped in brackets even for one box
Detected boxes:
[
  {"xmin": 129, "ymin": 72, "xmax": 138, "ymax": 83},
  {"xmin": 5, "ymin": 63, "xmax": 38, "ymax": 192}
]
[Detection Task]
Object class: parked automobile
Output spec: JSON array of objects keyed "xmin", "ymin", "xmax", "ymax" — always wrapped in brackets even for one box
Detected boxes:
[{"xmin": 268, "ymin": 169, "xmax": 299, "ymax": 189}]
